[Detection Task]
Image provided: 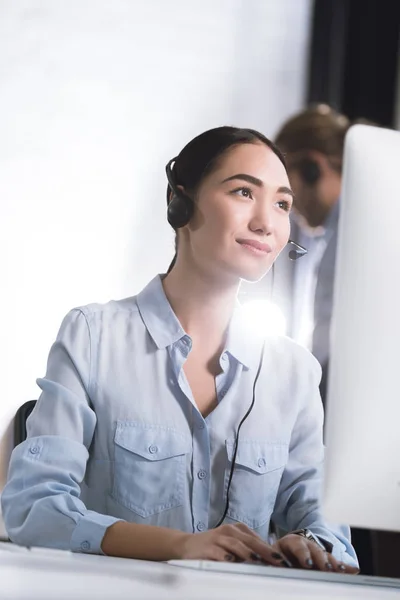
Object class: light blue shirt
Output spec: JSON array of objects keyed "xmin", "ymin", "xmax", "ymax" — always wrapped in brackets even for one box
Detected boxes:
[{"xmin": 1, "ymin": 275, "xmax": 357, "ymax": 566}]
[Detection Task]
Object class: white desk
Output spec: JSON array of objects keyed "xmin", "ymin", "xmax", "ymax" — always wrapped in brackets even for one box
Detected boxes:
[{"xmin": 1, "ymin": 543, "xmax": 400, "ymax": 600}]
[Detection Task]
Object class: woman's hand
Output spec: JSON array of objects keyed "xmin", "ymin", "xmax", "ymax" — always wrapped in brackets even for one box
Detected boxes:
[
  {"xmin": 271, "ymin": 533, "xmax": 359, "ymax": 574},
  {"xmin": 177, "ymin": 523, "xmax": 290, "ymax": 566}
]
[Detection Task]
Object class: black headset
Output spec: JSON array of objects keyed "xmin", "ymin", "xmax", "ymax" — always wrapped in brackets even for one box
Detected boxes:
[
  {"xmin": 165, "ymin": 157, "xmax": 307, "ymax": 260},
  {"xmin": 166, "ymin": 157, "xmax": 194, "ymax": 229}
]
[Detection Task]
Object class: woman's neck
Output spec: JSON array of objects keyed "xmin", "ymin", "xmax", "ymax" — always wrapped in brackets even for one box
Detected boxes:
[{"xmin": 162, "ymin": 260, "xmax": 239, "ymax": 348}]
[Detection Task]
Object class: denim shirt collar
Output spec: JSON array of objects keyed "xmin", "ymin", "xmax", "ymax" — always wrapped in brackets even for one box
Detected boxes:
[{"xmin": 136, "ymin": 275, "xmax": 259, "ymax": 370}]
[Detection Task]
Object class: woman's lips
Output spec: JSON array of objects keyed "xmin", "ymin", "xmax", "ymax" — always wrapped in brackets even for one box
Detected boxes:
[{"xmin": 237, "ymin": 238, "xmax": 272, "ymax": 255}]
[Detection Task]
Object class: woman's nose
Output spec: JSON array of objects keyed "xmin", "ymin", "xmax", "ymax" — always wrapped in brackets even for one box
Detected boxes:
[{"xmin": 248, "ymin": 203, "xmax": 274, "ymax": 235}]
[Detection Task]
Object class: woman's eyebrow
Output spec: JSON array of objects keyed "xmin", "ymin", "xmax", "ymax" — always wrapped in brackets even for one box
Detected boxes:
[
  {"xmin": 221, "ymin": 175, "xmax": 294, "ymax": 199},
  {"xmin": 278, "ymin": 186, "xmax": 295, "ymax": 199},
  {"xmin": 220, "ymin": 173, "xmax": 263, "ymax": 187}
]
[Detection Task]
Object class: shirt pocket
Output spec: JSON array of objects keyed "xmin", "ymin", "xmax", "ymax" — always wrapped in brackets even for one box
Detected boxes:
[
  {"xmin": 224, "ymin": 439, "xmax": 289, "ymax": 529},
  {"xmin": 112, "ymin": 421, "xmax": 191, "ymax": 518}
]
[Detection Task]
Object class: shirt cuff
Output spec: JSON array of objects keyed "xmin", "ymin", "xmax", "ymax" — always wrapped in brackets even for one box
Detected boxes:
[
  {"xmin": 308, "ymin": 526, "xmax": 359, "ymax": 568},
  {"xmin": 70, "ymin": 511, "xmax": 124, "ymax": 555}
]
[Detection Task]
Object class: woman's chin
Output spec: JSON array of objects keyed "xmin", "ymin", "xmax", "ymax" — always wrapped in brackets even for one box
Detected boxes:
[
  {"xmin": 209, "ymin": 257, "xmax": 272, "ymax": 284},
  {"xmin": 237, "ymin": 265, "xmax": 272, "ymax": 283}
]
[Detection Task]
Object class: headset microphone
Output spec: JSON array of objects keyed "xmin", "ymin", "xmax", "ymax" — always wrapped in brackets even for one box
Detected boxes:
[
  {"xmin": 288, "ymin": 239, "xmax": 307, "ymax": 261},
  {"xmin": 289, "ymin": 250, "xmax": 303, "ymax": 260}
]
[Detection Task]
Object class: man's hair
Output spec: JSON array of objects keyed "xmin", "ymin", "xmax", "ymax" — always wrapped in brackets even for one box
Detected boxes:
[{"xmin": 275, "ymin": 104, "xmax": 351, "ymax": 160}]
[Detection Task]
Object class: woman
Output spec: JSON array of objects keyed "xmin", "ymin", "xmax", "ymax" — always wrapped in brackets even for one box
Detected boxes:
[{"xmin": 2, "ymin": 127, "xmax": 358, "ymax": 572}]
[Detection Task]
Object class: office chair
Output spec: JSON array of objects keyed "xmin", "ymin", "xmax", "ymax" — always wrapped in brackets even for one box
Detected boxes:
[
  {"xmin": 13, "ymin": 400, "xmax": 36, "ymax": 447},
  {"xmin": 0, "ymin": 400, "xmax": 37, "ymax": 543}
]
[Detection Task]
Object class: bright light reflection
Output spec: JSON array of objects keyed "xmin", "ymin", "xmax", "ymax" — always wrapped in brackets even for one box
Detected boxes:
[{"xmin": 241, "ymin": 299, "xmax": 287, "ymax": 337}]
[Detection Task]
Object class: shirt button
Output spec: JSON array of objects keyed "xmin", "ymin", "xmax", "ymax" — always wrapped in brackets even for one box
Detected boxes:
[
  {"xmin": 196, "ymin": 521, "xmax": 206, "ymax": 532},
  {"xmin": 258, "ymin": 457, "xmax": 266, "ymax": 468},
  {"xmin": 197, "ymin": 469, "xmax": 207, "ymax": 480},
  {"xmin": 221, "ymin": 353, "xmax": 227, "ymax": 361},
  {"xmin": 149, "ymin": 445, "xmax": 159, "ymax": 454},
  {"xmin": 80, "ymin": 541, "xmax": 91, "ymax": 551},
  {"xmin": 198, "ymin": 422, "xmax": 205, "ymax": 430},
  {"xmin": 29, "ymin": 446, "xmax": 40, "ymax": 455}
]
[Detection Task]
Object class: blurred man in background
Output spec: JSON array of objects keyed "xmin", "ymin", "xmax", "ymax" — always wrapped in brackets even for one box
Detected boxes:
[{"xmin": 274, "ymin": 104, "xmax": 350, "ymax": 403}]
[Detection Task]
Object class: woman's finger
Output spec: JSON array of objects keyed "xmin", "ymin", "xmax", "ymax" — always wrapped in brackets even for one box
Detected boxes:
[
  {"xmin": 206, "ymin": 546, "xmax": 237, "ymax": 562},
  {"xmin": 233, "ymin": 523, "xmax": 262, "ymax": 539},
  {"xmin": 217, "ymin": 524, "xmax": 290, "ymax": 567},
  {"xmin": 217, "ymin": 536, "xmax": 257, "ymax": 562},
  {"xmin": 310, "ymin": 546, "xmax": 359, "ymax": 574},
  {"xmin": 300, "ymin": 540, "xmax": 347, "ymax": 573},
  {"xmin": 307, "ymin": 544, "xmax": 333, "ymax": 572},
  {"xmin": 274, "ymin": 535, "xmax": 314, "ymax": 569},
  {"xmin": 239, "ymin": 535, "xmax": 291, "ymax": 567},
  {"xmin": 337, "ymin": 563, "xmax": 359, "ymax": 574}
]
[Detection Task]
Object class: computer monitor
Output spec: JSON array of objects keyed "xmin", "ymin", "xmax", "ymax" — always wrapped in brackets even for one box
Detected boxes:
[{"xmin": 323, "ymin": 124, "xmax": 400, "ymax": 532}]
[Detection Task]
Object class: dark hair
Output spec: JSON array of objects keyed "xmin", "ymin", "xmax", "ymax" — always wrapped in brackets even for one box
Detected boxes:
[
  {"xmin": 274, "ymin": 104, "xmax": 350, "ymax": 164},
  {"xmin": 166, "ymin": 126, "xmax": 286, "ymax": 272},
  {"xmin": 168, "ymin": 126, "xmax": 286, "ymax": 202}
]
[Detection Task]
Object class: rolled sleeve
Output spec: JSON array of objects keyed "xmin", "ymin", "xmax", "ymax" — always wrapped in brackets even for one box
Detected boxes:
[
  {"xmin": 272, "ymin": 349, "xmax": 358, "ymax": 568},
  {"xmin": 70, "ymin": 512, "xmax": 121, "ymax": 554},
  {"xmin": 2, "ymin": 436, "xmax": 121, "ymax": 554},
  {"xmin": 1, "ymin": 309, "xmax": 122, "ymax": 553}
]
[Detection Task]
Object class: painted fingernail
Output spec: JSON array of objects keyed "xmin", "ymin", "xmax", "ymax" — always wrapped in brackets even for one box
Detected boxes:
[
  {"xmin": 250, "ymin": 552, "xmax": 261, "ymax": 562},
  {"xmin": 272, "ymin": 552, "xmax": 283, "ymax": 560},
  {"xmin": 281, "ymin": 558, "xmax": 292, "ymax": 568},
  {"xmin": 306, "ymin": 558, "xmax": 314, "ymax": 568},
  {"xmin": 339, "ymin": 564, "xmax": 346, "ymax": 572},
  {"xmin": 225, "ymin": 554, "xmax": 234, "ymax": 561},
  {"xmin": 326, "ymin": 562, "xmax": 333, "ymax": 570}
]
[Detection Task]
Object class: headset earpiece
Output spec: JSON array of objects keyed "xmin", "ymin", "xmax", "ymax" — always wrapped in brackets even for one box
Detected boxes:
[
  {"xmin": 166, "ymin": 157, "xmax": 194, "ymax": 229},
  {"xmin": 297, "ymin": 158, "xmax": 321, "ymax": 185},
  {"xmin": 167, "ymin": 192, "xmax": 194, "ymax": 229}
]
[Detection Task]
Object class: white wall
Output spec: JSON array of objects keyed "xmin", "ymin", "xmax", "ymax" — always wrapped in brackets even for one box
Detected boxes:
[{"xmin": 0, "ymin": 0, "xmax": 312, "ymax": 511}]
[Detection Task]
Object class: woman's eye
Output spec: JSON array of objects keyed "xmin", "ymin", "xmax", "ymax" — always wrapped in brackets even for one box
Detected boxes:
[
  {"xmin": 232, "ymin": 187, "xmax": 253, "ymax": 199},
  {"xmin": 276, "ymin": 199, "xmax": 291, "ymax": 212}
]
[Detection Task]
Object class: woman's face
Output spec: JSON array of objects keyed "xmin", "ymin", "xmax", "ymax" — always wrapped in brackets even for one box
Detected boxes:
[{"xmin": 184, "ymin": 142, "xmax": 292, "ymax": 283}]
